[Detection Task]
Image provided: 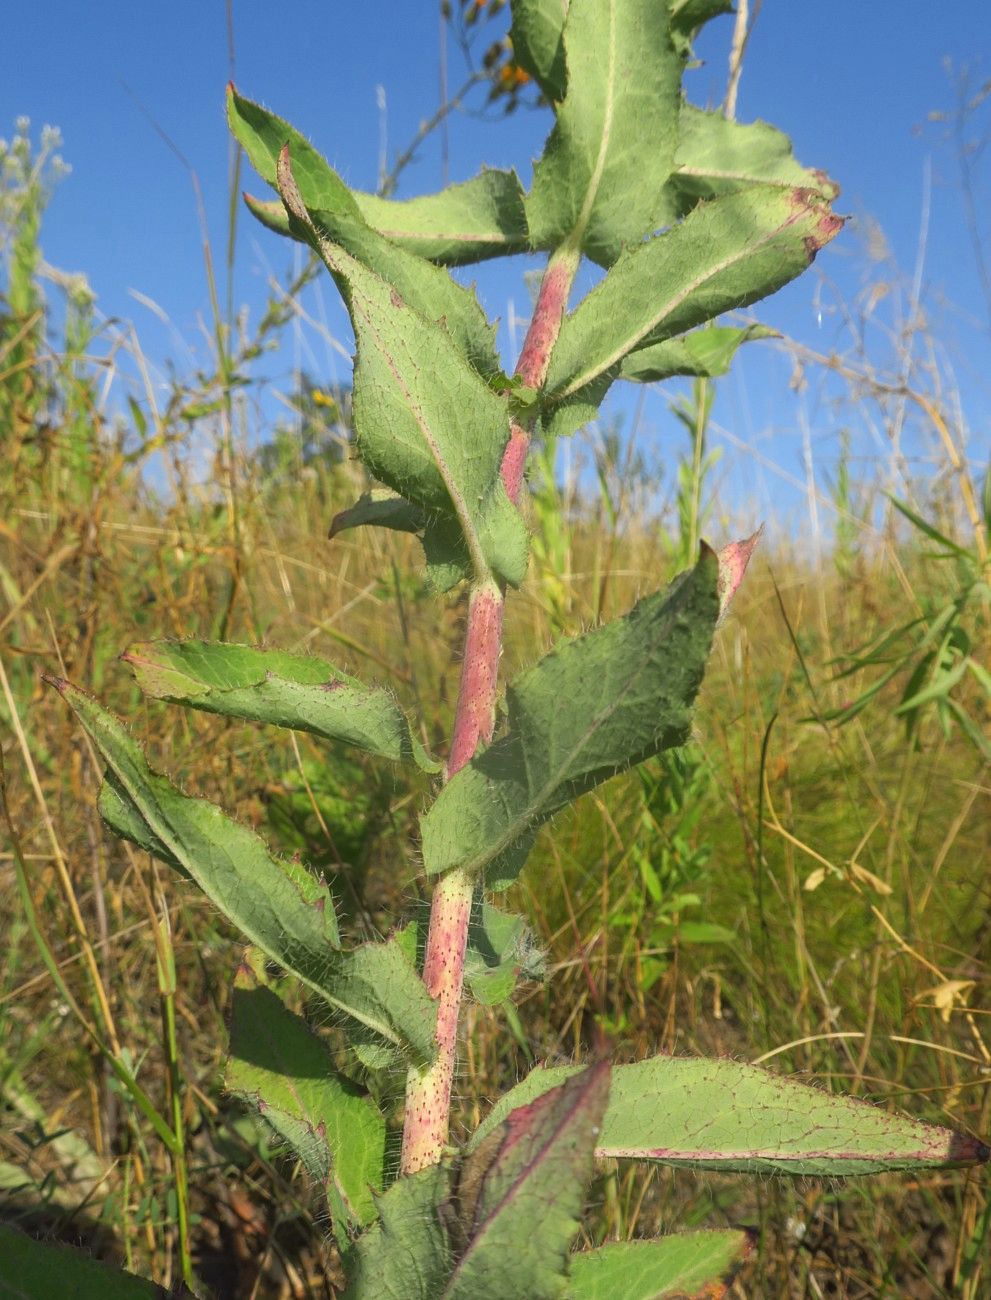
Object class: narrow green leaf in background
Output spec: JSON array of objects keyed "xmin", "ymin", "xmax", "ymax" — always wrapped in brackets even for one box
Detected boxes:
[
  {"xmin": 568, "ymin": 1231, "xmax": 756, "ymax": 1300},
  {"xmin": 122, "ymin": 637, "xmax": 438, "ymax": 771},
  {"xmin": 469, "ymin": 1056, "xmax": 991, "ymax": 1176},
  {"xmin": 277, "ymin": 147, "xmax": 528, "ymax": 589},
  {"xmin": 525, "ymin": 0, "xmax": 682, "ymax": 267},
  {"xmin": 542, "ymin": 186, "xmax": 842, "ymax": 438},
  {"xmin": 50, "ymin": 680, "xmax": 438, "ymax": 1064},
  {"xmin": 420, "ymin": 548, "xmax": 720, "ymax": 888},
  {"xmin": 226, "ymin": 966, "xmax": 385, "ymax": 1227}
]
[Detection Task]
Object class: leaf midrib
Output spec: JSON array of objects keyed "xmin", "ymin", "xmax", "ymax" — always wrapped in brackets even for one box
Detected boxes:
[{"xmin": 551, "ymin": 195, "xmax": 810, "ymax": 403}]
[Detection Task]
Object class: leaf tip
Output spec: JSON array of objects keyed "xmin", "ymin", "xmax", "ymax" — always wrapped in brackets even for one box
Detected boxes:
[
  {"xmin": 41, "ymin": 673, "xmax": 69, "ymax": 695},
  {"xmin": 949, "ymin": 1131, "xmax": 991, "ymax": 1166},
  {"xmin": 716, "ymin": 526, "xmax": 763, "ymax": 618}
]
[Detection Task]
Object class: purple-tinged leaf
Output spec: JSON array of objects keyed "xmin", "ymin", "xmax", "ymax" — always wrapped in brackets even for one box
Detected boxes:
[
  {"xmin": 469, "ymin": 1056, "xmax": 990, "ymax": 1177},
  {"xmin": 443, "ymin": 1063, "xmax": 610, "ymax": 1299}
]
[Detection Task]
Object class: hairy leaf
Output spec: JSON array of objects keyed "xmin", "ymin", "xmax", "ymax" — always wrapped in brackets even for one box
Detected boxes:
[
  {"xmin": 672, "ymin": 104, "xmax": 839, "ymax": 210},
  {"xmin": 569, "ymin": 1231, "xmax": 755, "ymax": 1300},
  {"xmin": 277, "ymin": 148, "xmax": 527, "ymax": 589},
  {"xmin": 444, "ymin": 1063, "xmax": 609, "ymax": 1299},
  {"xmin": 228, "ymin": 86, "xmax": 498, "ymax": 373},
  {"xmin": 543, "ymin": 186, "xmax": 842, "ymax": 438},
  {"xmin": 465, "ymin": 902, "xmax": 545, "ymax": 1005},
  {"xmin": 619, "ymin": 324, "xmax": 777, "ymax": 385},
  {"xmin": 226, "ymin": 971, "xmax": 385, "ymax": 1227},
  {"xmin": 420, "ymin": 548, "xmax": 720, "ymax": 888},
  {"xmin": 469, "ymin": 1057, "xmax": 991, "ymax": 1176},
  {"xmin": 0, "ymin": 1225, "xmax": 165, "ymax": 1299},
  {"xmin": 122, "ymin": 638, "xmax": 438, "ymax": 771},
  {"xmin": 354, "ymin": 171, "xmax": 529, "ymax": 266},
  {"xmin": 50, "ymin": 680, "xmax": 438, "ymax": 1064},
  {"xmin": 669, "ymin": 0, "xmax": 734, "ymax": 53},
  {"xmin": 247, "ymin": 168, "xmax": 530, "ymax": 269},
  {"xmin": 341, "ymin": 1166, "xmax": 454, "ymax": 1300},
  {"xmin": 510, "ymin": 0, "xmax": 569, "ymax": 101},
  {"xmin": 526, "ymin": 0, "xmax": 683, "ymax": 266}
]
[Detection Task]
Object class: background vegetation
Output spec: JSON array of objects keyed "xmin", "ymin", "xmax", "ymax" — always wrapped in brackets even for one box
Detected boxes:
[{"xmin": 1, "ymin": 28, "xmax": 989, "ymax": 1297}]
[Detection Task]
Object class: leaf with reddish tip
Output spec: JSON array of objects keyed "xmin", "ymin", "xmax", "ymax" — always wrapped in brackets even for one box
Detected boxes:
[
  {"xmin": 443, "ymin": 1063, "xmax": 610, "ymax": 1299},
  {"xmin": 569, "ymin": 1230, "xmax": 756, "ymax": 1300},
  {"xmin": 716, "ymin": 529, "xmax": 762, "ymax": 619},
  {"xmin": 226, "ymin": 967, "xmax": 385, "ymax": 1229},
  {"xmin": 121, "ymin": 637, "xmax": 439, "ymax": 772},
  {"xmin": 48, "ymin": 679, "xmax": 438, "ymax": 1065},
  {"xmin": 421, "ymin": 548, "xmax": 721, "ymax": 888},
  {"xmin": 228, "ymin": 85, "xmax": 498, "ymax": 372},
  {"xmin": 468, "ymin": 1056, "xmax": 990, "ymax": 1177},
  {"xmin": 542, "ymin": 187, "xmax": 843, "ymax": 440},
  {"xmin": 276, "ymin": 147, "xmax": 528, "ymax": 590},
  {"xmin": 671, "ymin": 104, "xmax": 840, "ymax": 212}
]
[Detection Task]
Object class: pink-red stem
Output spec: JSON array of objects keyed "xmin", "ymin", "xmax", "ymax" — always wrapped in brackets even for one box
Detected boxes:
[{"xmin": 400, "ymin": 244, "xmax": 578, "ymax": 1176}]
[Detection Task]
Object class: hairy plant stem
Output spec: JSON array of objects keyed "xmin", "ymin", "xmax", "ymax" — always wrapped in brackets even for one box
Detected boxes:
[{"xmin": 400, "ymin": 244, "xmax": 579, "ymax": 1175}]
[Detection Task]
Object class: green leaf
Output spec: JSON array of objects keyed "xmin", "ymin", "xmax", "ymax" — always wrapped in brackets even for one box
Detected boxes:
[
  {"xmin": 443, "ymin": 1063, "xmax": 610, "ymax": 1299},
  {"xmin": 277, "ymin": 147, "xmax": 528, "ymax": 589},
  {"xmin": 354, "ymin": 171, "xmax": 530, "ymax": 266},
  {"xmin": 121, "ymin": 638, "xmax": 438, "ymax": 772},
  {"xmin": 247, "ymin": 168, "xmax": 530, "ymax": 269},
  {"xmin": 330, "ymin": 489, "xmax": 426, "ymax": 540},
  {"xmin": 509, "ymin": 0, "xmax": 568, "ymax": 101},
  {"xmin": 525, "ymin": 0, "xmax": 683, "ymax": 267},
  {"xmin": 669, "ymin": 0, "xmax": 734, "ymax": 54},
  {"xmin": 675, "ymin": 920, "xmax": 735, "ymax": 945},
  {"xmin": 0, "ymin": 1226, "xmax": 165, "ymax": 1299},
  {"xmin": 50, "ymin": 679, "xmax": 438, "ymax": 1065},
  {"xmin": 341, "ymin": 1165, "xmax": 454, "ymax": 1300},
  {"xmin": 228, "ymin": 86, "xmax": 498, "ymax": 375},
  {"xmin": 671, "ymin": 104, "xmax": 839, "ymax": 210},
  {"xmin": 469, "ymin": 1056, "xmax": 991, "ymax": 1176},
  {"xmin": 465, "ymin": 902, "xmax": 545, "ymax": 1006},
  {"xmin": 330, "ymin": 492, "xmax": 487, "ymax": 595},
  {"xmin": 569, "ymin": 1231, "xmax": 755, "ymax": 1300},
  {"xmin": 543, "ymin": 187, "xmax": 842, "ymax": 438},
  {"xmin": 226, "ymin": 972, "xmax": 385, "ymax": 1227},
  {"xmin": 420, "ymin": 548, "xmax": 720, "ymax": 889},
  {"xmin": 619, "ymin": 324, "xmax": 777, "ymax": 385}
]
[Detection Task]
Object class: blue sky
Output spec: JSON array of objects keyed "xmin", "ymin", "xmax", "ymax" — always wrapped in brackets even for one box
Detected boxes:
[{"xmin": 4, "ymin": 2, "xmax": 989, "ymax": 538}]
